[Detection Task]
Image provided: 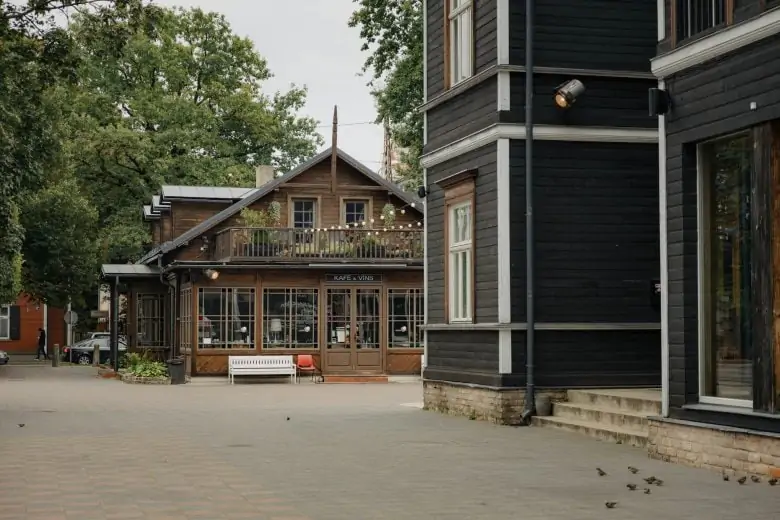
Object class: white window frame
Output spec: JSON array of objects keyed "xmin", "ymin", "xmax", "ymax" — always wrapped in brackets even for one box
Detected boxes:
[
  {"xmin": 695, "ymin": 134, "xmax": 753, "ymax": 409},
  {"xmin": 448, "ymin": 201, "xmax": 473, "ymax": 322},
  {"xmin": 0, "ymin": 305, "xmax": 10, "ymax": 340},
  {"xmin": 448, "ymin": 0, "xmax": 474, "ymax": 87}
]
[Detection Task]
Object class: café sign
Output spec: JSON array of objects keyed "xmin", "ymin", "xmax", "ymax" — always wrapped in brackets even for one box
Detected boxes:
[{"xmin": 325, "ymin": 274, "xmax": 383, "ymax": 283}]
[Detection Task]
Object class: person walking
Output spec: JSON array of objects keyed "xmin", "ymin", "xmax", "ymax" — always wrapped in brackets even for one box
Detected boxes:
[{"xmin": 35, "ymin": 327, "xmax": 49, "ymax": 361}]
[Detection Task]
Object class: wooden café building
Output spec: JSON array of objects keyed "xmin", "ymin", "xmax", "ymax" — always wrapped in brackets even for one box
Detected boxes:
[{"xmin": 100, "ymin": 148, "xmax": 424, "ymax": 379}]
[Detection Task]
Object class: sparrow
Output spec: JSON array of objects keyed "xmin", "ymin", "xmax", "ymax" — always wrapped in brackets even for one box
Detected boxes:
[
  {"xmin": 628, "ymin": 466, "xmax": 639, "ymax": 474},
  {"xmin": 768, "ymin": 478, "xmax": 778, "ymax": 486},
  {"xmin": 654, "ymin": 479, "xmax": 664, "ymax": 486},
  {"xmin": 643, "ymin": 476, "xmax": 657, "ymax": 484},
  {"xmin": 643, "ymin": 488, "xmax": 651, "ymax": 494},
  {"xmin": 722, "ymin": 473, "xmax": 730, "ymax": 481},
  {"xmin": 286, "ymin": 417, "xmax": 290, "ymax": 421},
  {"xmin": 597, "ymin": 468, "xmax": 607, "ymax": 477},
  {"xmin": 17, "ymin": 424, "xmax": 25, "ymax": 428},
  {"xmin": 626, "ymin": 484, "xmax": 637, "ymax": 491},
  {"xmin": 605, "ymin": 502, "xmax": 617, "ymax": 509},
  {"xmin": 737, "ymin": 476, "xmax": 747, "ymax": 485},
  {"xmin": 751, "ymin": 475, "xmax": 761, "ymax": 483},
  {"xmin": 616, "ymin": 440, "xmax": 623, "ymax": 445}
]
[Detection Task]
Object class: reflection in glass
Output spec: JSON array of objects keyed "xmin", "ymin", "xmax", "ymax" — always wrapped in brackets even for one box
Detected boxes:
[
  {"xmin": 356, "ymin": 289, "xmax": 380, "ymax": 350},
  {"xmin": 388, "ymin": 289, "xmax": 424, "ymax": 348},
  {"xmin": 197, "ymin": 288, "xmax": 255, "ymax": 349},
  {"xmin": 262, "ymin": 289, "xmax": 318, "ymax": 348},
  {"xmin": 701, "ymin": 133, "xmax": 753, "ymax": 401},
  {"xmin": 327, "ymin": 289, "xmax": 351, "ymax": 348}
]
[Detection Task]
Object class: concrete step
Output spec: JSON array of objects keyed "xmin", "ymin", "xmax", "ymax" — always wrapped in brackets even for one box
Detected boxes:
[
  {"xmin": 552, "ymin": 402, "xmax": 649, "ymax": 432},
  {"xmin": 532, "ymin": 415, "xmax": 648, "ymax": 448},
  {"xmin": 566, "ymin": 389, "xmax": 661, "ymax": 415}
]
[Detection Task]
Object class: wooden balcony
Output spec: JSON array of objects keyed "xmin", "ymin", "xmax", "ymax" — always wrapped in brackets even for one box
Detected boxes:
[{"xmin": 214, "ymin": 227, "xmax": 424, "ymax": 264}]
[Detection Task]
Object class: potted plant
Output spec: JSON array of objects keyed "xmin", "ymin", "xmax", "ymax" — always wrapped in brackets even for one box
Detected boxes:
[
  {"xmin": 239, "ymin": 202, "xmax": 281, "ymax": 256},
  {"xmin": 356, "ymin": 234, "xmax": 386, "ymax": 258}
]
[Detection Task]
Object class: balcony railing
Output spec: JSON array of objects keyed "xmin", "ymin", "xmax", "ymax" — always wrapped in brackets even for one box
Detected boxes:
[{"xmin": 214, "ymin": 227, "xmax": 424, "ymax": 263}]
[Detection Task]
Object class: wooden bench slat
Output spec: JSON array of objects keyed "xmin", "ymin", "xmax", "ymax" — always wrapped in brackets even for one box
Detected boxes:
[{"xmin": 228, "ymin": 355, "xmax": 296, "ymax": 384}]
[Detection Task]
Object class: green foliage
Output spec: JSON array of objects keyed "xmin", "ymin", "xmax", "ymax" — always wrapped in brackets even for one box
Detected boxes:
[
  {"xmin": 240, "ymin": 203, "xmax": 281, "ymax": 228},
  {"xmin": 349, "ymin": 0, "xmax": 423, "ymax": 189},
  {"xmin": 124, "ymin": 350, "xmax": 168, "ymax": 378},
  {"xmin": 60, "ymin": 1, "xmax": 323, "ymax": 263},
  {"xmin": 20, "ymin": 178, "xmax": 101, "ymax": 307}
]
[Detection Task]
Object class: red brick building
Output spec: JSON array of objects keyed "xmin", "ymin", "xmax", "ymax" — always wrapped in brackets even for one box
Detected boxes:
[{"xmin": 0, "ymin": 295, "xmax": 65, "ymax": 354}]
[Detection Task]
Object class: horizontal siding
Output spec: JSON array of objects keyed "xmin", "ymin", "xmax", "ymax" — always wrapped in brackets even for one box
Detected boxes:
[
  {"xmin": 426, "ymin": 143, "xmax": 498, "ymax": 324},
  {"xmin": 510, "ymin": 140, "xmax": 660, "ymax": 323},
  {"xmin": 425, "ymin": 76, "xmax": 498, "ymax": 151},
  {"xmin": 510, "ymin": 330, "xmax": 661, "ymax": 387},
  {"xmin": 426, "ymin": 330, "xmax": 499, "ymax": 373},
  {"xmin": 504, "ymin": 74, "xmax": 656, "ymax": 128},
  {"xmin": 510, "ymin": 0, "xmax": 657, "ymax": 71}
]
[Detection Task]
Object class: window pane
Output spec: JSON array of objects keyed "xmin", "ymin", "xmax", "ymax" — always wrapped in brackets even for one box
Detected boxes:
[
  {"xmin": 459, "ymin": 250, "xmax": 469, "ymax": 318},
  {"xmin": 345, "ymin": 201, "xmax": 366, "ymax": 225},
  {"xmin": 0, "ymin": 318, "xmax": 8, "ymax": 339},
  {"xmin": 137, "ymin": 294, "xmax": 164, "ymax": 347},
  {"xmin": 452, "ymin": 252, "xmax": 461, "ymax": 318},
  {"xmin": 388, "ymin": 289, "xmax": 424, "ymax": 348},
  {"xmin": 451, "ymin": 17, "xmax": 460, "ymax": 82},
  {"xmin": 702, "ymin": 133, "xmax": 753, "ymax": 401},
  {"xmin": 263, "ymin": 289, "xmax": 318, "ymax": 349},
  {"xmin": 198, "ymin": 288, "xmax": 255, "ymax": 349},
  {"xmin": 293, "ymin": 200, "xmax": 315, "ymax": 228},
  {"xmin": 453, "ymin": 204, "xmax": 471, "ymax": 243}
]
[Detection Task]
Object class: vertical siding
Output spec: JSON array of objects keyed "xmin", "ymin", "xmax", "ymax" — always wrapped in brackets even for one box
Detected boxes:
[
  {"xmin": 426, "ymin": 144, "xmax": 498, "ymax": 324},
  {"xmin": 510, "ymin": 0, "xmax": 657, "ymax": 70}
]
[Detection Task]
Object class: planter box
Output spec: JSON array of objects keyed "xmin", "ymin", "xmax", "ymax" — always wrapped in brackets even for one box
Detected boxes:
[{"xmin": 121, "ymin": 373, "xmax": 171, "ymax": 385}]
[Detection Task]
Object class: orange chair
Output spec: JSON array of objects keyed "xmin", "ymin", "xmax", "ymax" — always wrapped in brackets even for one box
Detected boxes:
[{"xmin": 296, "ymin": 354, "xmax": 317, "ymax": 383}]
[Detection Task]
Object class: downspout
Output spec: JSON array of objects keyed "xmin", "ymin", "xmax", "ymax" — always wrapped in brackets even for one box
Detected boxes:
[{"xmin": 520, "ymin": 0, "xmax": 536, "ymax": 424}]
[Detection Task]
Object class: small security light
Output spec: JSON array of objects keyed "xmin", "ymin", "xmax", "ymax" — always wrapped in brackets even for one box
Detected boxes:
[
  {"xmin": 417, "ymin": 186, "xmax": 428, "ymax": 199},
  {"xmin": 648, "ymin": 88, "xmax": 672, "ymax": 116},
  {"xmin": 553, "ymin": 79, "xmax": 585, "ymax": 109},
  {"xmin": 203, "ymin": 269, "xmax": 220, "ymax": 281}
]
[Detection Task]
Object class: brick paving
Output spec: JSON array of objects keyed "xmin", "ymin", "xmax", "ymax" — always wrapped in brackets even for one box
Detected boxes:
[{"xmin": 1, "ymin": 365, "xmax": 780, "ymax": 519}]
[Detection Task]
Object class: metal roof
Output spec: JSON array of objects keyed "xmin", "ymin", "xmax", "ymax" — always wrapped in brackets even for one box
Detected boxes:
[
  {"xmin": 158, "ymin": 147, "xmax": 422, "ymax": 257},
  {"xmin": 142, "ymin": 205, "xmax": 158, "ymax": 221},
  {"xmin": 101, "ymin": 264, "xmax": 162, "ymax": 278},
  {"xmin": 151, "ymin": 195, "xmax": 170, "ymax": 213},
  {"xmin": 161, "ymin": 185, "xmax": 256, "ymax": 201}
]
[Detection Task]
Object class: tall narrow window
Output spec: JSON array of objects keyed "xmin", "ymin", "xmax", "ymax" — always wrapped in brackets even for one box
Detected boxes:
[
  {"xmin": 292, "ymin": 199, "xmax": 316, "ymax": 229},
  {"xmin": 448, "ymin": 0, "xmax": 473, "ymax": 86},
  {"xmin": 449, "ymin": 201, "xmax": 473, "ymax": 322},
  {"xmin": 699, "ymin": 132, "xmax": 754, "ymax": 404},
  {"xmin": 179, "ymin": 287, "xmax": 192, "ymax": 354},
  {"xmin": 388, "ymin": 289, "xmax": 424, "ymax": 348},
  {"xmin": 136, "ymin": 294, "xmax": 165, "ymax": 347},
  {"xmin": 0, "ymin": 305, "xmax": 9, "ymax": 340}
]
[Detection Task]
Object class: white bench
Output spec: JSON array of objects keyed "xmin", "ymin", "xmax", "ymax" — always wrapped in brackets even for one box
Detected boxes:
[{"xmin": 228, "ymin": 355, "xmax": 296, "ymax": 384}]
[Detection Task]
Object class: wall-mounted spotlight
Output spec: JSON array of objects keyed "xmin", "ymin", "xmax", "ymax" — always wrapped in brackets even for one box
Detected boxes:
[
  {"xmin": 648, "ymin": 87, "xmax": 672, "ymax": 116},
  {"xmin": 203, "ymin": 269, "xmax": 220, "ymax": 281},
  {"xmin": 417, "ymin": 186, "xmax": 428, "ymax": 199},
  {"xmin": 553, "ymin": 79, "xmax": 585, "ymax": 109}
]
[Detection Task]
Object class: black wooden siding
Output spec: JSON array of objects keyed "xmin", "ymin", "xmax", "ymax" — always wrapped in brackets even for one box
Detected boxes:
[
  {"xmin": 664, "ymin": 34, "xmax": 780, "ymax": 428},
  {"xmin": 425, "ymin": 330, "xmax": 499, "ymax": 381},
  {"xmin": 508, "ymin": 330, "xmax": 661, "ymax": 388},
  {"xmin": 509, "ymin": 141, "xmax": 660, "ymax": 323},
  {"xmin": 425, "ymin": 76, "xmax": 497, "ymax": 153},
  {"xmin": 425, "ymin": 0, "xmax": 497, "ymax": 102},
  {"xmin": 509, "ymin": 0, "xmax": 657, "ymax": 71},
  {"xmin": 425, "ymin": 144, "xmax": 498, "ymax": 324},
  {"xmin": 503, "ymin": 74, "xmax": 657, "ymax": 128}
]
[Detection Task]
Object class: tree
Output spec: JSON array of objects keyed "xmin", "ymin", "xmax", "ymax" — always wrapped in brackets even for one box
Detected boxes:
[
  {"xmin": 20, "ymin": 178, "xmax": 101, "ymax": 308},
  {"xmin": 349, "ymin": 0, "xmax": 423, "ymax": 189},
  {"xmin": 61, "ymin": 1, "xmax": 323, "ymax": 263},
  {"xmin": 0, "ymin": 0, "xmax": 107, "ymax": 303}
]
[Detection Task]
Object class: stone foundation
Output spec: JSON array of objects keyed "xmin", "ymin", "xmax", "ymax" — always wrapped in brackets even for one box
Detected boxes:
[
  {"xmin": 423, "ymin": 380, "xmax": 566, "ymax": 425},
  {"xmin": 648, "ymin": 418, "xmax": 780, "ymax": 477},
  {"xmin": 121, "ymin": 373, "xmax": 171, "ymax": 385}
]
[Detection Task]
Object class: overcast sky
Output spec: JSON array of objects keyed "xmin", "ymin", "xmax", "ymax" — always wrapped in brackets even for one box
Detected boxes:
[{"xmin": 156, "ymin": 0, "xmax": 384, "ymax": 170}]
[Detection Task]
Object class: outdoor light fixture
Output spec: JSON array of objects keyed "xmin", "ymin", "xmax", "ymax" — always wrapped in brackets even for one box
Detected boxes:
[
  {"xmin": 203, "ymin": 269, "xmax": 220, "ymax": 281},
  {"xmin": 417, "ymin": 186, "xmax": 428, "ymax": 199},
  {"xmin": 648, "ymin": 87, "xmax": 672, "ymax": 116},
  {"xmin": 553, "ymin": 79, "xmax": 585, "ymax": 109}
]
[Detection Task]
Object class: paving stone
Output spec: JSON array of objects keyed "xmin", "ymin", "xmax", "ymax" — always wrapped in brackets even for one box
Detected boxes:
[{"xmin": 2, "ymin": 365, "xmax": 780, "ymax": 519}]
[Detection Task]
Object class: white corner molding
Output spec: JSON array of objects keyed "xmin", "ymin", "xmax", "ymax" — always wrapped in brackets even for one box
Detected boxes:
[
  {"xmin": 498, "ymin": 329, "xmax": 512, "ymax": 374},
  {"xmin": 657, "ymin": 0, "xmax": 665, "ymax": 41},
  {"xmin": 497, "ymin": 0, "xmax": 509, "ymax": 65},
  {"xmin": 651, "ymin": 8, "xmax": 780, "ymax": 78},
  {"xmin": 423, "ymin": 167, "xmax": 429, "ymax": 368},
  {"xmin": 497, "ymin": 71, "xmax": 511, "ymax": 110},
  {"xmin": 658, "ymin": 79, "xmax": 669, "ymax": 418},
  {"xmin": 496, "ymin": 138, "xmax": 511, "ymax": 325},
  {"xmin": 421, "ymin": 124, "xmax": 659, "ymax": 168}
]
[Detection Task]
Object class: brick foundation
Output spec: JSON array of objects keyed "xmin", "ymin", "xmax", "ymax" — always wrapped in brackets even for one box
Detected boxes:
[
  {"xmin": 422, "ymin": 380, "xmax": 566, "ymax": 425},
  {"xmin": 648, "ymin": 418, "xmax": 780, "ymax": 477}
]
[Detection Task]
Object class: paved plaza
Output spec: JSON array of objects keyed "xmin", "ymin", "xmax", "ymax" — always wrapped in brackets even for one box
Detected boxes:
[{"xmin": 1, "ymin": 366, "xmax": 780, "ymax": 519}]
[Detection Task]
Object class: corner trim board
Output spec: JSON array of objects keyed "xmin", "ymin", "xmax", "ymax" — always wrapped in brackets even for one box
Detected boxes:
[
  {"xmin": 497, "ymin": 0, "xmax": 509, "ymax": 65},
  {"xmin": 421, "ymin": 124, "xmax": 659, "ymax": 168},
  {"xmin": 658, "ymin": 79, "xmax": 670, "ymax": 418},
  {"xmin": 496, "ymin": 139, "xmax": 511, "ymax": 324},
  {"xmin": 498, "ymin": 329, "xmax": 512, "ymax": 374},
  {"xmin": 651, "ymin": 7, "xmax": 780, "ymax": 77},
  {"xmin": 497, "ymin": 71, "xmax": 510, "ymax": 110}
]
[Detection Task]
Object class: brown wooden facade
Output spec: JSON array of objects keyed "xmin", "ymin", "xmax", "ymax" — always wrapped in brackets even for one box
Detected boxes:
[{"xmin": 110, "ymin": 148, "xmax": 424, "ymax": 377}]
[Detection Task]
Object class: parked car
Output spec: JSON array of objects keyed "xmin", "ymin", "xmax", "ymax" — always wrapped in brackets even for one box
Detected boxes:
[
  {"xmin": 63, "ymin": 337, "xmax": 127, "ymax": 365},
  {"xmin": 79, "ymin": 331, "xmax": 127, "ymax": 343},
  {"xmin": 0, "ymin": 349, "xmax": 8, "ymax": 365}
]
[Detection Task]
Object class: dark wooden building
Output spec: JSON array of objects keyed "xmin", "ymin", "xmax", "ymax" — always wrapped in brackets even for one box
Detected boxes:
[
  {"xmin": 102, "ymin": 148, "xmax": 425, "ymax": 379},
  {"xmin": 649, "ymin": 0, "xmax": 780, "ymax": 472},
  {"xmin": 420, "ymin": 0, "xmax": 662, "ymax": 423}
]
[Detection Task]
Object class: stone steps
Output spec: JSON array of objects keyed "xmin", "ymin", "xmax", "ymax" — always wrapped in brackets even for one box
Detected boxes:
[{"xmin": 532, "ymin": 389, "xmax": 661, "ymax": 448}]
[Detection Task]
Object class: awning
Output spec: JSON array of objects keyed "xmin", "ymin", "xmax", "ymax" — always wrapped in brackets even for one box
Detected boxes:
[{"xmin": 101, "ymin": 264, "xmax": 162, "ymax": 279}]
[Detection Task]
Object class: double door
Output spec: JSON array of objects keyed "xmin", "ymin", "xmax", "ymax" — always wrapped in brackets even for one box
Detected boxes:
[{"xmin": 323, "ymin": 286, "xmax": 382, "ymax": 374}]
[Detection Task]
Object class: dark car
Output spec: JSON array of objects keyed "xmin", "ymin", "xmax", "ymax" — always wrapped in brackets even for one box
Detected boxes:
[
  {"xmin": 63, "ymin": 337, "xmax": 127, "ymax": 365},
  {"xmin": 0, "ymin": 349, "xmax": 8, "ymax": 365}
]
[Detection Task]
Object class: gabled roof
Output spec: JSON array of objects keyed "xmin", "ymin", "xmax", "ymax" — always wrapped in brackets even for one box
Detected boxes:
[
  {"xmin": 153, "ymin": 147, "xmax": 421, "ymax": 259},
  {"xmin": 160, "ymin": 185, "xmax": 256, "ymax": 202}
]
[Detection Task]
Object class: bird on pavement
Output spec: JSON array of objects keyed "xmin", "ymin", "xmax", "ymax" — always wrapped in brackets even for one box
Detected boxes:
[
  {"xmin": 768, "ymin": 478, "xmax": 778, "ymax": 486},
  {"xmin": 737, "ymin": 476, "xmax": 747, "ymax": 485},
  {"xmin": 605, "ymin": 502, "xmax": 617, "ymax": 509},
  {"xmin": 597, "ymin": 468, "xmax": 607, "ymax": 477},
  {"xmin": 722, "ymin": 473, "xmax": 730, "ymax": 481},
  {"xmin": 17, "ymin": 424, "xmax": 24, "ymax": 428},
  {"xmin": 628, "ymin": 466, "xmax": 639, "ymax": 474},
  {"xmin": 643, "ymin": 488, "xmax": 651, "ymax": 494},
  {"xmin": 626, "ymin": 484, "xmax": 637, "ymax": 491},
  {"xmin": 751, "ymin": 475, "xmax": 761, "ymax": 483},
  {"xmin": 654, "ymin": 479, "xmax": 664, "ymax": 486},
  {"xmin": 643, "ymin": 476, "xmax": 657, "ymax": 484}
]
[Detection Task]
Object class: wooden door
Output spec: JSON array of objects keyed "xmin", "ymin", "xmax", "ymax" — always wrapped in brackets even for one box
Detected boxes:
[{"xmin": 323, "ymin": 286, "xmax": 383, "ymax": 374}]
